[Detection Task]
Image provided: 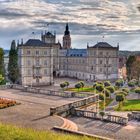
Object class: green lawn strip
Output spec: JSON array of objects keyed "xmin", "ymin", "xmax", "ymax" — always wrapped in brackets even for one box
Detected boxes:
[
  {"xmin": 0, "ymin": 123, "xmax": 99, "ymax": 140},
  {"xmin": 66, "ymin": 87, "xmax": 96, "ymax": 93},
  {"xmin": 114, "ymin": 99, "xmax": 140, "ymax": 111},
  {"xmin": 99, "ymin": 98, "xmax": 113, "ymax": 110}
]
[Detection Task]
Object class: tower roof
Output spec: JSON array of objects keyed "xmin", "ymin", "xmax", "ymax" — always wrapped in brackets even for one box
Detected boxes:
[{"xmin": 64, "ymin": 23, "xmax": 70, "ymax": 35}]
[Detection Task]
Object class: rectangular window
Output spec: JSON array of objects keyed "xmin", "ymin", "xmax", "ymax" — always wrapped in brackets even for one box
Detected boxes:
[
  {"xmin": 44, "ymin": 69, "xmax": 47, "ymax": 75},
  {"xmin": 44, "ymin": 51, "xmax": 47, "ymax": 55},
  {"xmin": 44, "ymin": 60, "xmax": 47, "ymax": 65},
  {"xmin": 27, "ymin": 50, "xmax": 30, "ymax": 55},
  {"xmin": 36, "ymin": 50, "xmax": 39, "ymax": 55}
]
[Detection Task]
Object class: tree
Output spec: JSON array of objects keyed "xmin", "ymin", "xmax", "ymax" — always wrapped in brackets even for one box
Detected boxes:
[
  {"xmin": 131, "ymin": 60, "xmax": 140, "ymax": 81},
  {"xmin": 135, "ymin": 87, "xmax": 140, "ymax": 99},
  {"xmin": 115, "ymin": 79, "xmax": 124, "ymax": 87},
  {"xmin": 99, "ymin": 93, "xmax": 105, "ymax": 100},
  {"xmin": 79, "ymin": 81, "xmax": 84, "ymax": 90},
  {"xmin": 64, "ymin": 81, "xmax": 69, "ymax": 88},
  {"xmin": 121, "ymin": 88, "xmax": 129, "ymax": 94},
  {"xmin": 126, "ymin": 55, "xmax": 136, "ymax": 80},
  {"xmin": 104, "ymin": 81, "xmax": 111, "ymax": 87},
  {"xmin": 75, "ymin": 83, "xmax": 81, "ymax": 92},
  {"xmin": 0, "ymin": 74, "xmax": 4, "ymax": 85},
  {"xmin": 99, "ymin": 111, "xmax": 105, "ymax": 120},
  {"xmin": 60, "ymin": 83, "xmax": 66, "ymax": 90},
  {"xmin": 115, "ymin": 94, "xmax": 125, "ymax": 109},
  {"xmin": 0, "ymin": 48, "xmax": 5, "ymax": 76},
  {"xmin": 104, "ymin": 89, "xmax": 110, "ymax": 98},
  {"xmin": 8, "ymin": 40, "xmax": 19, "ymax": 83},
  {"xmin": 106, "ymin": 86, "xmax": 115, "ymax": 93},
  {"xmin": 128, "ymin": 81, "xmax": 135, "ymax": 87},
  {"xmin": 96, "ymin": 84, "xmax": 104, "ymax": 92}
]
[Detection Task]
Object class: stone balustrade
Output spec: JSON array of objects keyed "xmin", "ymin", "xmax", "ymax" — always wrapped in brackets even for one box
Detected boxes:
[
  {"xmin": 50, "ymin": 94, "xmax": 99, "ymax": 116},
  {"xmin": 74, "ymin": 109, "xmax": 128, "ymax": 125}
]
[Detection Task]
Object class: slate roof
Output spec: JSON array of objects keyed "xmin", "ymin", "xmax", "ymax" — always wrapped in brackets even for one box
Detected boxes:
[
  {"xmin": 23, "ymin": 39, "xmax": 47, "ymax": 46},
  {"xmin": 93, "ymin": 42, "xmax": 113, "ymax": 48},
  {"xmin": 66, "ymin": 49, "xmax": 87, "ymax": 57}
]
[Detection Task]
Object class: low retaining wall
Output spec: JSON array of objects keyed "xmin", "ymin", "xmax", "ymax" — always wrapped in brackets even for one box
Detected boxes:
[
  {"xmin": 53, "ymin": 126, "xmax": 113, "ymax": 140},
  {"xmin": 0, "ymin": 84, "xmax": 94, "ymax": 98},
  {"xmin": 128, "ymin": 111, "xmax": 140, "ymax": 121},
  {"xmin": 75, "ymin": 109, "xmax": 128, "ymax": 125},
  {"xmin": 50, "ymin": 95, "xmax": 99, "ymax": 116}
]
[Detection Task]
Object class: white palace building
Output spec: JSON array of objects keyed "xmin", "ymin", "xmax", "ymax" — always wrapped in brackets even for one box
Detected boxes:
[{"xmin": 18, "ymin": 23, "xmax": 119, "ymax": 86}]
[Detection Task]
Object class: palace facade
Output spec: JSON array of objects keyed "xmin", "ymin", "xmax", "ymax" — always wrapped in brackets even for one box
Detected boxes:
[{"xmin": 18, "ymin": 23, "xmax": 119, "ymax": 86}]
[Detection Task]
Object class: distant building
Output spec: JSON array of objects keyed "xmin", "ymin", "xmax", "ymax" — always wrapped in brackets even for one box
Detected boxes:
[
  {"xmin": 18, "ymin": 23, "xmax": 119, "ymax": 86},
  {"xmin": 18, "ymin": 39, "xmax": 59, "ymax": 86},
  {"xmin": 118, "ymin": 56, "xmax": 127, "ymax": 79}
]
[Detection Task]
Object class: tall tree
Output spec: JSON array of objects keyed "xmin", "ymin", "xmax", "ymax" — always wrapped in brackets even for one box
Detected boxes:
[
  {"xmin": 126, "ymin": 55, "xmax": 136, "ymax": 80},
  {"xmin": 0, "ymin": 48, "xmax": 5, "ymax": 76},
  {"xmin": 8, "ymin": 40, "xmax": 19, "ymax": 83},
  {"xmin": 131, "ymin": 60, "xmax": 140, "ymax": 81}
]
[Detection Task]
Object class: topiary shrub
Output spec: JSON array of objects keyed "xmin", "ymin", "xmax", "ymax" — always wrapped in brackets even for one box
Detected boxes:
[
  {"xmin": 96, "ymin": 84, "xmax": 104, "ymax": 92},
  {"xmin": 121, "ymin": 88, "xmax": 129, "ymax": 94},
  {"xmin": 79, "ymin": 81, "xmax": 85, "ymax": 88},
  {"xmin": 106, "ymin": 86, "xmax": 115, "ymax": 93},
  {"xmin": 99, "ymin": 93, "xmax": 105, "ymax": 101},
  {"xmin": 60, "ymin": 83, "xmax": 66, "ymax": 90},
  {"xmin": 135, "ymin": 88, "xmax": 140, "ymax": 98},
  {"xmin": 131, "ymin": 79, "xmax": 138, "ymax": 85},
  {"xmin": 104, "ymin": 89, "xmax": 110, "ymax": 98},
  {"xmin": 115, "ymin": 79, "xmax": 124, "ymax": 87},
  {"xmin": 128, "ymin": 81, "xmax": 135, "ymax": 87},
  {"xmin": 115, "ymin": 90, "xmax": 128, "ymax": 96},
  {"xmin": 104, "ymin": 81, "xmax": 111, "ymax": 87},
  {"xmin": 75, "ymin": 83, "xmax": 82, "ymax": 92},
  {"xmin": 115, "ymin": 94, "xmax": 125, "ymax": 109},
  {"xmin": 64, "ymin": 81, "xmax": 69, "ymax": 88},
  {"xmin": 96, "ymin": 81, "xmax": 104, "ymax": 85}
]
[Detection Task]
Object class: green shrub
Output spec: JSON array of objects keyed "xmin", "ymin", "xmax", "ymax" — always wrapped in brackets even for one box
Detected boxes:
[
  {"xmin": 115, "ymin": 90, "xmax": 128, "ymax": 96},
  {"xmin": 106, "ymin": 86, "xmax": 115, "ymax": 93},
  {"xmin": 128, "ymin": 81, "xmax": 135, "ymax": 87},
  {"xmin": 104, "ymin": 89, "xmax": 110, "ymax": 98},
  {"xmin": 60, "ymin": 83, "xmax": 66, "ymax": 89},
  {"xmin": 104, "ymin": 81, "xmax": 111, "ymax": 87},
  {"xmin": 135, "ymin": 88, "xmax": 140, "ymax": 93},
  {"xmin": 64, "ymin": 81, "xmax": 69, "ymax": 88},
  {"xmin": 75, "ymin": 83, "xmax": 82, "ymax": 91},
  {"xmin": 115, "ymin": 94, "xmax": 125, "ymax": 109},
  {"xmin": 96, "ymin": 81, "xmax": 104, "ymax": 85},
  {"xmin": 0, "ymin": 75, "xmax": 5, "ymax": 85},
  {"xmin": 79, "ymin": 81, "xmax": 85, "ymax": 88},
  {"xmin": 121, "ymin": 88, "xmax": 129, "ymax": 93},
  {"xmin": 96, "ymin": 84, "xmax": 104, "ymax": 92},
  {"xmin": 99, "ymin": 93, "xmax": 105, "ymax": 100},
  {"xmin": 131, "ymin": 79, "xmax": 138, "ymax": 85},
  {"xmin": 115, "ymin": 79, "xmax": 124, "ymax": 87}
]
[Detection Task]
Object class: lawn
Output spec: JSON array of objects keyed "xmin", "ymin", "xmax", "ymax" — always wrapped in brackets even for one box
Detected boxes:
[
  {"xmin": 66, "ymin": 87, "xmax": 96, "ymax": 93},
  {"xmin": 0, "ymin": 98, "xmax": 18, "ymax": 109},
  {"xmin": 99, "ymin": 98, "xmax": 113, "ymax": 110},
  {"xmin": 0, "ymin": 123, "xmax": 99, "ymax": 140},
  {"xmin": 115, "ymin": 99, "xmax": 140, "ymax": 111}
]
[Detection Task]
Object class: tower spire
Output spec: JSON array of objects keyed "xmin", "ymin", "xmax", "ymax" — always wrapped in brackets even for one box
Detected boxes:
[{"xmin": 63, "ymin": 23, "xmax": 71, "ymax": 49}]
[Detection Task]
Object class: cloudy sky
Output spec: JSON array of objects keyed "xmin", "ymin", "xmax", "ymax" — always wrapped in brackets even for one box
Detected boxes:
[{"xmin": 0, "ymin": 0, "xmax": 139, "ymax": 50}]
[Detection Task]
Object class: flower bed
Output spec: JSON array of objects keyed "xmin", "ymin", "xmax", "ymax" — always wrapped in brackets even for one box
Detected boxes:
[{"xmin": 0, "ymin": 98, "xmax": 18, "ymax": 109}]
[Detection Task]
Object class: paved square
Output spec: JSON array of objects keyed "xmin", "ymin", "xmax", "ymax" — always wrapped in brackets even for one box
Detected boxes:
[{"xmin": 0, "ymin": 89, "xmax": 78, "ymax": 130}]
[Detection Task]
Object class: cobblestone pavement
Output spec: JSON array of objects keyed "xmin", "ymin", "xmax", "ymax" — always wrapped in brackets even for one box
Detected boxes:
[
  {"xmin": 0, "ymin": 89, "xmax": 78, "ymax": 130},
  {"xmin": 69, "ymin": 117, "xmax": 140, "ymax": 140}
]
